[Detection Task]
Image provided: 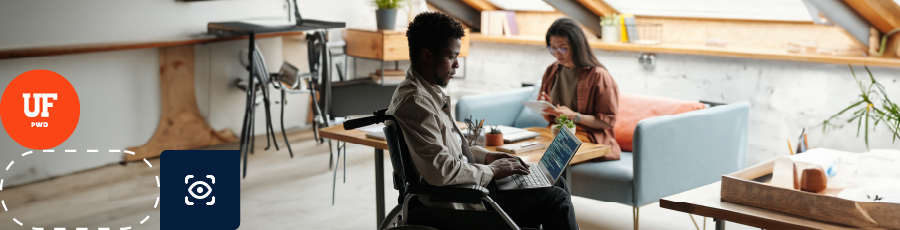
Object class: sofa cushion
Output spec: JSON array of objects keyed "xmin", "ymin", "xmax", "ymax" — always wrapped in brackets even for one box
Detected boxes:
[
  {"xmin": 513, "ymin": 79, "xmax": 549, "ymax": 128},
  {"xmin": 615, "ymin": 94, "xmax": 705, "ymax": 152},
  {"xmin": 570, "ymin": 151, "xmax": 634, "ymax": 206}
]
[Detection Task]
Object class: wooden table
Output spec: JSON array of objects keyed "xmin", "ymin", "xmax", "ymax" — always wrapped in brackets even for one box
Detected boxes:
[
  {"xmin": 659, "ymin": 181, "xmax": 858, "ymax": 230},
  {"xmin": 318, "ymin": 124, "xmax": 610, "ymax": 228}
]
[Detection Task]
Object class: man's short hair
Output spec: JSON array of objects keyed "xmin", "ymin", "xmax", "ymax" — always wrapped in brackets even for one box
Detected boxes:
[{"xmin": 406, "ymin": 12, "xmax": 466, "ymax": 64}]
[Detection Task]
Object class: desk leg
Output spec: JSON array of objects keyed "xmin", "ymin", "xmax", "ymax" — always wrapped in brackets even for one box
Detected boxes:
[
  {"xmin": 124, "ymin": 45, "xmax": 237, "ymax": 162},
  {"xmin": 375, "ymin": 148, "xmax": 385, "ymax": 229},
  {"xmin": 714, "ymin": 218, "xmax": 725, "ymax": 230}
]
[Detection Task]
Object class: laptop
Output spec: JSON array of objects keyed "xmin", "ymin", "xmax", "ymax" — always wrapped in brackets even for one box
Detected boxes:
[{"xmin": 496, "ymin": 125, "xmax": 582, "ymax": 190}]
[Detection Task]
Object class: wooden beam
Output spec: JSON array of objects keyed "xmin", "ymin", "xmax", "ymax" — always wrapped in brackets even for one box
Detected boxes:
[
  {"xmin": 843, "ymin": 0, "xmax": 900, "ymax": 57},
  {"xmin": 576, "ymin": 0, "xmax": 618, "ymax": 17},
  {"xmin": 460, "ymin": 0, "xmax": 498, "ymax": 11},
  {"xmin": 0, "ymin": 31, "xmax": 304, "ymax": 60},
  {"xmin": 843, "ymin": 0, "xmax": 900, "ymax": 33}
]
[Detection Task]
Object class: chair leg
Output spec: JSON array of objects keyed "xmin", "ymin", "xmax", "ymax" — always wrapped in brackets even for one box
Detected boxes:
[
  {"xmin": 689, "ymin": 214, "xmax": 701, "ymax": 230},
  {"xmin": 280, "ymin": 90, "xmax": 293, "ymax": 158},
  {"xmin": 633, "ymin": 206, "xmax": 640, "ymax": 230},
  {"xmin": 250, "ymin": 107, "xmax": 256, "ymax": 154}
]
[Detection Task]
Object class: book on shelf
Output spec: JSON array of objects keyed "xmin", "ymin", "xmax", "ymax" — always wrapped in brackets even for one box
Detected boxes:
[
  {"xmin": 480, "ymin": 10, "xmax": 518, "ymax": 36},
  {"xmin": 623, "ymin": 14, "xmax": 639, "ymax": 43},
  {"xmin": 619, "ymin": 14, "xmax": 629, "ymax": 42}
]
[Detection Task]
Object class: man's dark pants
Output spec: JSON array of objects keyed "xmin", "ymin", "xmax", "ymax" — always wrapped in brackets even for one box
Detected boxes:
[{"xmin": 486, "ymin": 177, "xmax": 578, "ymax": 230}]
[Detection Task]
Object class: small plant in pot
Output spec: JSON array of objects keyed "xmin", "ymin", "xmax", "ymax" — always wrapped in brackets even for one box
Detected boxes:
[
  {"xmin": 372, "ymin": 0, "xmax": 406, "ymax": 30},
  {"xmin": 551, "ymin": 115, "xmax": 576, "ymax": 137},
  {"xmin": 486, "ymin": 125, "xmax": 504, "ymax": 146}
]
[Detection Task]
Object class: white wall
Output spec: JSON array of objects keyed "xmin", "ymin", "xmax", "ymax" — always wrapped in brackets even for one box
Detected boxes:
[
  {"xmin": 0, "ymin": 0, "xmax": 412, "ymax": 187},
  {"xmin": 450, "ymin": 41, "xmax": 900, "ymax": 167}
]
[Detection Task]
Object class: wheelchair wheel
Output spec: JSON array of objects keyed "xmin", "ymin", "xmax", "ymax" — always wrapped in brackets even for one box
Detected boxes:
[{"xmin": 380, "ymin": 204, "xmax": 439, "ymax": 230}]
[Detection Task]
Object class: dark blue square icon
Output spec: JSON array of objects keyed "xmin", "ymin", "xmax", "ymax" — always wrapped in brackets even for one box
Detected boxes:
[{"xmin": 162, "ymin": 150, "xmax": 240, "ymax": 229}]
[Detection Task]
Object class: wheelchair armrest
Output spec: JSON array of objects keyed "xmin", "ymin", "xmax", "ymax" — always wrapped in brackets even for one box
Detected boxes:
[{"xmin": 407, "ymin": 184, "xmax": 490, "ymax": 204}]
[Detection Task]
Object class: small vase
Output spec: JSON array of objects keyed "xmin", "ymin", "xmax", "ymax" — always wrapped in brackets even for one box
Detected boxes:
[
  {"xmin": 485, "ymin": 133, "xmax": 504, "ymax": 146},
  {"xmin": 601, "ymin": 25, "xmax": 619, "ymax": 43},
  {"xmin": 375, "ymin": 9, "xmax": 398, "ymax": 30},
  {"xmin": 551, "ymin": 125, "xmax": 576, "ymax": 138}
]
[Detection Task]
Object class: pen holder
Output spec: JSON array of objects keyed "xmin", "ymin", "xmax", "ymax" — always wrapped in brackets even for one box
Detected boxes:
[{"xmin": 467, "ymin": 127, "xmax": 485, "ymax": 147}]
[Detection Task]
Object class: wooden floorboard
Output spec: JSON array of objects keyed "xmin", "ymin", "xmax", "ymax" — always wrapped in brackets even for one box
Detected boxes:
[{"xmin": 1, "ymin": 129, "xmax": 761, "ymax": 229}]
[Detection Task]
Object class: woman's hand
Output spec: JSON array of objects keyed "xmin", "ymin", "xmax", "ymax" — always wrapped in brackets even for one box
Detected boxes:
[
  {"xmin": 538, "ymin": 92, "xmax": 552, "ymax": 102},
  {"xmin": 543, "ymin": 105, "xmax": 578, "ymax": 118}
]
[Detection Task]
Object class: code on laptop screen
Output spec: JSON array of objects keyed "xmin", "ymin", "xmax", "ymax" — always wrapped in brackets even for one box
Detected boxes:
[{"xmin": 540, "ymin": 128, "xmax": 579, "ymax": 180}]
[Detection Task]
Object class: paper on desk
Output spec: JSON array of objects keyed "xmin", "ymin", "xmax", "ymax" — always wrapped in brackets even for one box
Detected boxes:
[{"xmin": 355, "ymin": 124, "xmax": 385, "ymax": 133}]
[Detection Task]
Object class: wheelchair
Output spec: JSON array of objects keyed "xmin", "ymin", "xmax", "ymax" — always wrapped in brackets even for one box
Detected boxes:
[{"xmin": 343, "ymin": 109, "xmax": 539, "ymax": 230}]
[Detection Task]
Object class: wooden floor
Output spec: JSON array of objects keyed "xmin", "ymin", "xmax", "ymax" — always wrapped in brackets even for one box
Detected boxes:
[{"xmin": 0, "ymin": 130, "xmax": 758, "ymax": 230}]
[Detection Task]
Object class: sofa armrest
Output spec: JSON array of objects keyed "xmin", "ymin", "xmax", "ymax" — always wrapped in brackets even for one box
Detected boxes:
[
  {"xmin": 456, "ymin": 87, "xmax": 533, "ymax": 127},
  {"xmin": 631, "ymin": 102, "xmax": 749, "ymax": 206}
]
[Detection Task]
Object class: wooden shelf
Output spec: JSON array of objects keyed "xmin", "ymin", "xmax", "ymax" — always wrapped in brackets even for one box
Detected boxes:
[
  {"xmin": 0, "ymin": 31, "xmax": 305, "ymax": 60},
  {"xmin": 469, "ymin": 33, "xmax": 900, "ymax": 67}
]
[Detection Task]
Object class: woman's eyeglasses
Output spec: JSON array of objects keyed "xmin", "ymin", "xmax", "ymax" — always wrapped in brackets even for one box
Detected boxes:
[{"xmin": 548, "ymin": 46, "xmax": 568, "ymax": 55}]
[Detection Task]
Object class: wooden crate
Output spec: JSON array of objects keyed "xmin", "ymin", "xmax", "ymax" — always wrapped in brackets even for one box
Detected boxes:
[
  {"xmin": 721, "ymin": 158, "xmax": 900, "ymax": 229},
  {"xmin": 346, "ymin": 28, "xmax": 469, "ymax": 61}
]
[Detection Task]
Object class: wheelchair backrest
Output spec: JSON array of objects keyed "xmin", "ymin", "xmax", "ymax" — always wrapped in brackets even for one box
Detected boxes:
[
  {"xmin": 383, "ymin": 120, "xmax": 424, "ymax": 203},
  {"xmin": 343, "ymin": 108, "xmax": 423, "ymax": 204}
]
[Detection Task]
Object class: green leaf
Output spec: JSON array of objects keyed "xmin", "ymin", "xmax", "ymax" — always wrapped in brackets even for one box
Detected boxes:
[
  {"xmin": 857, "ymin": 110, "xmax": 864, "ymax": 137},
  {"xmin": 865, "ymin": 110, "xmax": 870, "ymax": 150}
]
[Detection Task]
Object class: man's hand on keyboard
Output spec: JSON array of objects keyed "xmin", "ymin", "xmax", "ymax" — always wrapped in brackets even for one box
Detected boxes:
[
  {"xmin": 489, "ymin": 158, "xmax": 530, "ymax": 180},
  {"xmin": 485, "ymin": 152, "xmax": 530, "ymax": 169}
]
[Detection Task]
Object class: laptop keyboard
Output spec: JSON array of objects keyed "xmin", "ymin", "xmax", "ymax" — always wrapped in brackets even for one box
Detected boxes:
[{"xmin": 512, "ymin": 163, "xmax": 550, "ymax": 188}]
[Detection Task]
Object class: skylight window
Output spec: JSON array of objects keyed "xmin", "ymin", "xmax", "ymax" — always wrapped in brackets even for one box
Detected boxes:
[
  {"xmin": 487, "ymin": 0, "xmax": 556, "ymax": 12},
  {"xmin": 604, "ymin": 0, "xmax": 813, "ymax": 21}
]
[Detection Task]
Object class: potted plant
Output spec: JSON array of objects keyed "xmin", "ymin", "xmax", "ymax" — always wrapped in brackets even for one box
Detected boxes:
[
  {"xmin": 551, "ymin": 115, "xmax": 576, "ymax": 137},
  {"xmin": 821, "ymin": 65, "xmax": 899, "ymax": 149},
  {"xmin": 600, "ymin": 13, "xmax": 619, "ymax": 43},
  {"xmin": 372, "ymin": 0, "xmax": 406, "ymax": 30},
  {"xmin": 486, "ymin": 125, "xmax": 504, "ymax": 146}
]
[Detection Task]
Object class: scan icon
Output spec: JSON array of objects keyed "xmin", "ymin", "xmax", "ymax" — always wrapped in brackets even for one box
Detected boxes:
[{"xmin": 162, "ymin": 150, "xmax": 240, "ymax": 229}]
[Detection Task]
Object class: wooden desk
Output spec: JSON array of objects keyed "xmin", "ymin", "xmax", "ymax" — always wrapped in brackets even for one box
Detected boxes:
[
  {"xmin": 318, "ymin": 124, "xmax": 610, "ymax": 228},
  {"xmin": 659, "ymin": 181, "xmax": 858, "ymax": 230},
  {"xmin": 318, "ymin": 125, "xmax": 610, "ymax": 164}
]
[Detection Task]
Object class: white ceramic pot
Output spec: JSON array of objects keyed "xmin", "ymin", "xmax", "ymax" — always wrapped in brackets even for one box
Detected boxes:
[
  {"xmin": 551, "ymin": 125, "xmax": 576, "ymax": 138},
  {"xmin": 601, "ymin": 25, "xmax": 619, "ymax": 43}
]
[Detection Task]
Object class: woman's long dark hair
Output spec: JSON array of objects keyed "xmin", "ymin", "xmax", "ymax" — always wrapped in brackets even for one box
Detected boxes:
[{"xmin": 545, "ymin": 17, "xmax": 604, "ymax": 68}]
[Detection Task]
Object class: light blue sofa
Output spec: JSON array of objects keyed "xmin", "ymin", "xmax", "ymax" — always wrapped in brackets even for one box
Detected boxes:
[{"xmin": 457, "ymin": 86, "xmax": 749, "ymax": 229}]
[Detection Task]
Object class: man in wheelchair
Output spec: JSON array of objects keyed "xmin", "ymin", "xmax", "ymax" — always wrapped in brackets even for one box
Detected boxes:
[{"xmin": 384, "ymin": 12, "xmax": 578, "ymax": 230}]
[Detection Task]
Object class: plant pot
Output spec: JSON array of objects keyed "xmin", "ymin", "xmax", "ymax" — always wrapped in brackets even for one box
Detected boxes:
[
  {"xmin": 601, "ymin": 25, "xmax": 619, "ymax": 43},
  {"xmin": 551, "ymin": 125, "xmax": 576, "ymax": 138},
  {"xmin": 375, "ymin": 9, "xmax": 398, "ymax": 30},
  {"xmin": 485, "ymin": 133, "xmax": 504, "ymax": 146}
]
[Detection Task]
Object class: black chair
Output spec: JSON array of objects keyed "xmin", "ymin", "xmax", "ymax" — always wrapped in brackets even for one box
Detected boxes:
[{"xmin": 343, "ymin": 109, "xmax": 534, "ymax": 230}]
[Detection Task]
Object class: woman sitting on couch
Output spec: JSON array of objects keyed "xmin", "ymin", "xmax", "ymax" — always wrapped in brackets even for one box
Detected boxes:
[{"xmin": 539, "ymin": 17, "xmax": 621, "ymax": 161}]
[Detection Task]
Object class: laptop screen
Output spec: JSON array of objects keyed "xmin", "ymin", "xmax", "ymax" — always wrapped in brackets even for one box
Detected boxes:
[{"xmin": 540, "ymin": 127, "xmax": 581, "ymax": 180}]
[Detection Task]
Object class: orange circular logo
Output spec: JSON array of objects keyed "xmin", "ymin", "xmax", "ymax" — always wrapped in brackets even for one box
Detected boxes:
[{"xmin": 1, "ymin": 69, "xmax": 80, "ymax": 150}]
